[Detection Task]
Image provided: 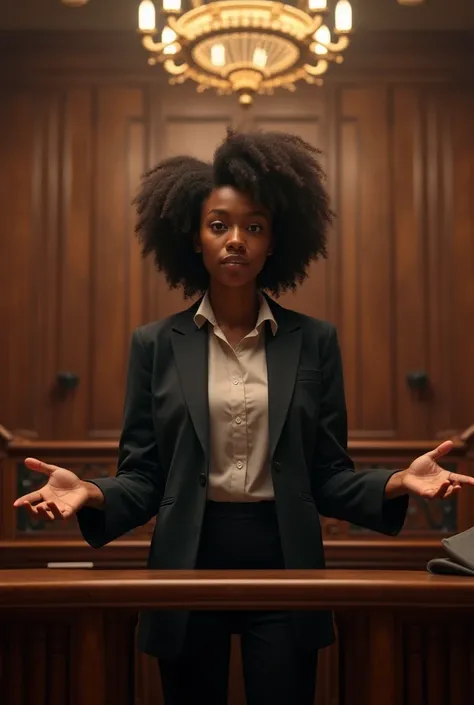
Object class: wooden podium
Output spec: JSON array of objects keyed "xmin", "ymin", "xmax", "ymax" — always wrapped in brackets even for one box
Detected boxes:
[{"xmin": 0, "ymin": 569, "xmax": 473, "ymax": 705}]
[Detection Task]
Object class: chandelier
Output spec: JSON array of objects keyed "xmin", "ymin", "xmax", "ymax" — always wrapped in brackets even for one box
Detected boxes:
[
  {"xmin": 60, "ymin": 0, "xmax": 353, "ymax": 105},
  {"xmin": 137, "ymin": 0, "xmax": 353, "ymax": 105}
]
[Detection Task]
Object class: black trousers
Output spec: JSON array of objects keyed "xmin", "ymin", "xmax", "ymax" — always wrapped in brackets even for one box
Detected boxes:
[{"xmin": 158, "ymin": 501, "xmax": 319, "ymax": 705}]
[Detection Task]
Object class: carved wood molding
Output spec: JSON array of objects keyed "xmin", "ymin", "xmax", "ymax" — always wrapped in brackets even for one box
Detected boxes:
[{"xmin": 5, "ymin": 431, "xmax": 473, "ymax": 457}]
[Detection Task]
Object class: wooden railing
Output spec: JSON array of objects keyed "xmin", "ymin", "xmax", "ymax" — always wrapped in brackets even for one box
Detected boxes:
[
  {"xmin": 0, "ymin": 569, "xmax": 473, "ymax": 705},
  {"xmin": 1, "ymin": 427, "xmax": 473, "ymax": 570}
]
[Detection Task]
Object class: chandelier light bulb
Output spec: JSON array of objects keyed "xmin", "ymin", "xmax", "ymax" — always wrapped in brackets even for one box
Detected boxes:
[
  {"xmin": 162, "ymin": 26, "xmax": 178, "ymax": 44},
  {"xmin": 211, "ymin": 44, "xmax": 226, "ymax": 67},
  {"xmin": 162, "ymin": 0, "xmax": 182, "ymax": 11},
  {"xmin": 308, "ymin": 0, "xmax": 327, "ymax": 10},
  {"xmin": 138, "ymin": 1, "xmax": 156, "ymax": 32},
  {"xmin": 335, "ymin": 0, "xmax": 352, "ymax": 32},
  {"xmin": 314, "ymin": 24, "xmax": 330, "ymax": 54},
  {"xmin": 252, "ymin": 47, "xmax": 268, "ymax": 70}
]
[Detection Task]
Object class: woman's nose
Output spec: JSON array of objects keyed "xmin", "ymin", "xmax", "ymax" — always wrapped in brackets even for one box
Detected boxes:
[{"xmin": 227, "ymin": 226, "xmax": 246, "ymax": 247}]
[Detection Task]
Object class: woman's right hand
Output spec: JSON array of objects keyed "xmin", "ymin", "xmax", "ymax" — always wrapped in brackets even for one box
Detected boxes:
[{"xmin": 13, "ymin": 457, "xmax": 93, "ymax": 521}]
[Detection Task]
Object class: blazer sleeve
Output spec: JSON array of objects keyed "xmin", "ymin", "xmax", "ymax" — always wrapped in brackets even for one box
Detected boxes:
[
  {"xmin": 312, "ymin": 325, "xmax": 409, "ymax": 536},
  {"xmin": 77, "ymin": 328, "xmax": 164, "ymax": 548}
]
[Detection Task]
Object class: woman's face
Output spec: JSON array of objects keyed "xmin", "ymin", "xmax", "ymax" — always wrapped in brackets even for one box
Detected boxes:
[{"xmin": 197, "ymin": 186, "xmax": 272, "ymax": 290}]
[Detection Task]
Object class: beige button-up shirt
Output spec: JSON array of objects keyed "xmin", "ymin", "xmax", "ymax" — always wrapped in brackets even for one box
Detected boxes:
[{"xmin": 194, "ymin": 292, "xmax": 278, "ymax": 502}]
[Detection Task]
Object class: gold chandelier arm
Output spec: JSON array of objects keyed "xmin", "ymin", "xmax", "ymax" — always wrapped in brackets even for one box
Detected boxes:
[
  {"xmin": 142, "ymin": 34, "xmax": 165, "ymax": 52},
  {"xmin": 167, "ymin": 15, "xmax": 190, "ymax": 40},
  {"xmin": 324, "ymin": 35, "xmax": 350, "ymax": 52},
  {"xmin": 307, "ymin": 15, "xmax": 324, "ymax": 36},
  {"xmin": 163, "ymin": 59, "xmax": 190, "ymax": 75},
  {"xmin": 303, "ymin": 59, "xmax": 329, "ymax": 76}
]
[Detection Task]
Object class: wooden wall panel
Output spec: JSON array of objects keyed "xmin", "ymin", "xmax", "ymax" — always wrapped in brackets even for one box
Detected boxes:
[
  {"xmin": 0, "ymin": 92, "xmax": 42, "ymax": 437},
  {"xmin": 0, "ymin": 34, "xmax": 473, "ymax": 441},
  {"xmin": 55, "ymin": 89, "xmax": 94, "ymax": 440},
  {"xmin": 89, "ymin": 88, "xmax": 146, "ymax": 437},
  {"xmin": 337, "ymin": 87, "xmax": 395, "ymax": 437},
  {"xmin": 0, "ymin": 86, "xmax": 148, "ymax": 440},
  {"xmin": 391, "ymin": 87, "xmax": 430, "ymax": 439},
  {"xmin": 431, "ymin": 89, "xmax": 474, "ymax": 438}
]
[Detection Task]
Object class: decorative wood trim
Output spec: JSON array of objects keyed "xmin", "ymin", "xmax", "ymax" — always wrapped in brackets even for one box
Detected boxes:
[
  {"xmin": 0, "ymin": 538, "xmax": 447, "ymax": 570},
  {"xmin": 5, "ymin": 435, "xmax": 470, "ymax": 456}
]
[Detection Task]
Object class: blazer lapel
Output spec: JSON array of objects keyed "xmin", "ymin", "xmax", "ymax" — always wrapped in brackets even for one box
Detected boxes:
[
  {"xmin": 171, "ymin": 304, "xmax": 209, "ymax": 460},
  {"xmin": 265, "ymin": 299, "xmax": 302, "ymax": 459}
]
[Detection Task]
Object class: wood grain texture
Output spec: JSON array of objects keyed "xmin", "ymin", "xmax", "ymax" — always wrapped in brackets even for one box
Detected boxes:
[
  {"xmin": 0, "ymin": 572, "xmax": 473, "ymax": 705},
  {"xmin": 0, "ymin": 569, "xmax": 473, "ymax": 609}
]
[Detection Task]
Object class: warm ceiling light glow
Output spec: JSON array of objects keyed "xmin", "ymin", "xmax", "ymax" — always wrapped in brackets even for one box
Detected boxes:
[
  {"xmin": 162, "ymin": 26, "xmax": 178, "ymax": 44},
  {"xmin": 335, "ymin": 0, "xmax": 352, "ymax": 32},
  {"xmin": 252, "ymin": 47, "xmax": 268, "ymax": 70},
  {"xmin": 211, "ymin": 44, "xmax": 226, "ymax": 67},
  {"xmin": 162, "ymin": 0, "xmax": 182, "ymax": 11},
  {"xmin": 138, "ymin": 1, "xmax": 156, "ymax": 32},
  {"xmin": 313, "ymin": 25, "xmax": 331, "ymax": 54}
]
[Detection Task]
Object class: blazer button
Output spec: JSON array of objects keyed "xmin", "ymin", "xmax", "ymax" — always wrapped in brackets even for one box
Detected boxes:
[
  {"xmin": 273, "ymin": 461, "xmax": 282, "ymax": 473},
  {"xmin": 199, "ymin": 473, "xmax": 207, "ymax": 487}
]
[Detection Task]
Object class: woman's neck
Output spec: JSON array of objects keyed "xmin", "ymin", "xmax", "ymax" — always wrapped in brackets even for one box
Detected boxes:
[{"xmin": 208, "ymin": 282, "xmax": 259, "ymax": 331}]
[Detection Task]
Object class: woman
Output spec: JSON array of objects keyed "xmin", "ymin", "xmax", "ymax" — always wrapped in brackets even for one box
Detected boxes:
[{"xmin": 14, "ymin": 129, "xmax": 474, "ymax": 705}]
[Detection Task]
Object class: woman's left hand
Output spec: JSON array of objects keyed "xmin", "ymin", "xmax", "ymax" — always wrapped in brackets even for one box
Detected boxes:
[{"xmin": 400, "ymin": 440, "xmax": 474, "ymax": 499}]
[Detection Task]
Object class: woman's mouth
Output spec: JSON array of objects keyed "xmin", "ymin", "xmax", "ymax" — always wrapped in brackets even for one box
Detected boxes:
[{"xmin": 220, "ymin": 256, "xmax": 249, "ymax": 268}]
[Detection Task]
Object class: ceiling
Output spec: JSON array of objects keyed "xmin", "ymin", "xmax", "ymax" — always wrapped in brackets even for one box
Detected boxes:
[{"xmin": 1, "ymin": 0, "xmax": 474, "ymax": 31}]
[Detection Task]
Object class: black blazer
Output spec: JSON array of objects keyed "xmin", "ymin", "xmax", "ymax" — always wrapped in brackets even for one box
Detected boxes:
[{"xmin": 77, "ymin": 295, "xmax": 408, "ymax": 659}]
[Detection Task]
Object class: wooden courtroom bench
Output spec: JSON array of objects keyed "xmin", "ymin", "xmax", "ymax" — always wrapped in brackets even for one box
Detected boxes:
[{"xmin": 0, "ymin": 569, "xmax": 473, "ymax": 705}]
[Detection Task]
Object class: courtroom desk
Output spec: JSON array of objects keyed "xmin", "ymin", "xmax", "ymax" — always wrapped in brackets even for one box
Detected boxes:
[{"xmin": 0, "ymin": 569, "xmax": 473, "ymax": 705}]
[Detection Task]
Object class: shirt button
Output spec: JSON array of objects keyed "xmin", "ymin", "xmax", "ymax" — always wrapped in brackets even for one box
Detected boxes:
[
  {"xmin": 235, "ymin": 416, "xmax": 242, "ymax": 424},
  {"xmin": 236, "ymin": 461, "xmax": 243, "ymax": 469},
  {"xmin": 232, "ymin": 378, "xmax": 240, "ymax": 385}
]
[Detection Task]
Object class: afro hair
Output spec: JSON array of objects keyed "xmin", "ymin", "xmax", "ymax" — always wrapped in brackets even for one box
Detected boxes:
[{"xmin": 133, "ymin": 128, "xmax": 333, "ymax": 298}]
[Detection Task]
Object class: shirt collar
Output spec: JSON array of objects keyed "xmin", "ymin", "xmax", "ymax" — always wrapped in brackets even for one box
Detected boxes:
[{"xmin": 194, "ymin": 291, "xmax": 278, "ymax": 336}]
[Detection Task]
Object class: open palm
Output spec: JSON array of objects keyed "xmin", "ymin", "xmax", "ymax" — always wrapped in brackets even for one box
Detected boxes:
[
  {"xmin": 13, "ymin": 457, "xmax": 89, "ymax": 521},
  {"xmin": 404, "ymin": 440, "xmax": 474, "ymax": 499}
]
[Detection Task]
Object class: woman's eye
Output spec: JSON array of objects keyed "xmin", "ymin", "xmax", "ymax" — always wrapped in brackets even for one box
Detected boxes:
[
  {"xmin": 248, "ymin": 223, "xmax": 263, "ymax": 233},
  {"xmin": 210, "ymin": 221, "xmax": 227, "ymax": 232}
]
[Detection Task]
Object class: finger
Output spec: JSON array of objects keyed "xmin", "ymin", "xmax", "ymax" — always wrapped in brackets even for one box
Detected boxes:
[
  {"xmin": 13, "ymin": 491, "xmax": 44, "ymax": 507},
  {"xmin": 23, "ymin": 457, "xmax": 63, "ymax": 475},
  {"xmin": 428, "ymin": 480, "xmax": 451, "ymax": 499},
  {"xmin": 427, "ymin": 440, "xmax": 454, "ymax": 461},
  {"xmin": 447, "ymin": 472, "xmax": 474, "ymax": 486},
  {"xmin": 35, "ymin": 502, "xmax": 56, "ymax": 521},
  {"xmin": 46, "ymin": 501, "xmax": 65, "ymax": 520},
  {"xmin": 438, "ymin": 483, "xmax": 460, "ymax": 499},
  {"xmin": 23, "ymin": 501, "xmax": 54, "ymax": 521}
]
